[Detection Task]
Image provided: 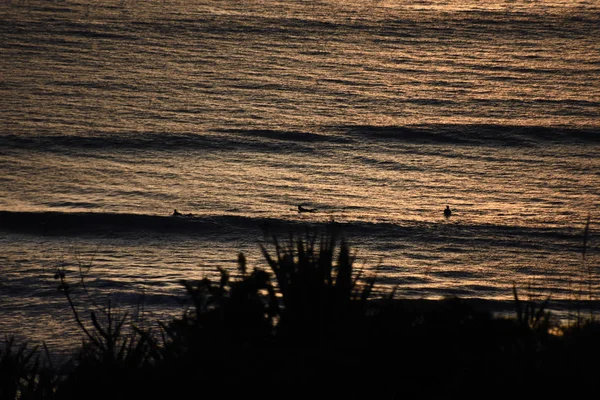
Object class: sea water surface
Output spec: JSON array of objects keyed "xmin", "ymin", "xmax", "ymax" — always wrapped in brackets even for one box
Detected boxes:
[{"xmin": 1, "ymin": 0, "xmax": 599, "ymax": 354}]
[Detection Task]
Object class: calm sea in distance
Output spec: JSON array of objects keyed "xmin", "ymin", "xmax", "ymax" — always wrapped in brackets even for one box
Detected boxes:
[{"xmin": 1, "ymin": 0, "xmax": 599, "ymax": 354}]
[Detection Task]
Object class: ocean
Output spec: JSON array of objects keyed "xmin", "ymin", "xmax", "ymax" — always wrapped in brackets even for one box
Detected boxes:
[{"xmin": 1, "ymin": 0, "xmax": 599, "ymax": 355}]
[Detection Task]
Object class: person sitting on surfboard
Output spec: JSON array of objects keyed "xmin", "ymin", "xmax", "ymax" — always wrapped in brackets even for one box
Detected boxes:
[
  {"xmin": 172, "ymin": 209, "xmax": 182, "ymax": 217},
  {"xmin": 444, "ymin": 205, "xmax": 452, "ymax": 218}
]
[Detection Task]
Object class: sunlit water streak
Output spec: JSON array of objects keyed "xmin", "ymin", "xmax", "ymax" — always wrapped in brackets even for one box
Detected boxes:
[{"xmin": 1, "ymin": 0, "xmax": 599, "ymax": 353}]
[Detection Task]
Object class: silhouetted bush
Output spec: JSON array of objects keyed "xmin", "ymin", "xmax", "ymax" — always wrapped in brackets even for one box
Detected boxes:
[
  {"xmin": 0, "ymin": 337, "xmax": 56, "ymax": 400},
  {"xmin": 2, "ymin": 226, "xmax": 600, "ymax": 398}
]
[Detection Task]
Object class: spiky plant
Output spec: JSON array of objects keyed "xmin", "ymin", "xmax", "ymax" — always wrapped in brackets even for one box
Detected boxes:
[
  {"xmin": 0, "ymin": 336, "xmax": 57, "ymax": 400},
  {"xmin": 260, "ymin": 228, "xmax": 375, "ymax": 342}
]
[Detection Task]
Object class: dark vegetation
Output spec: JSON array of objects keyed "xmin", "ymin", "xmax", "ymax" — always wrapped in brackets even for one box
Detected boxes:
[{"xmin": 2, "ymin": 223, "xmax": 600, "ymax": 399}]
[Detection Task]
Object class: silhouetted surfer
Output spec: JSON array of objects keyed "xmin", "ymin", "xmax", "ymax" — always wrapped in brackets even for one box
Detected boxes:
[
  {"xmin": 298, "ymin": 205, "xmax": 316, "ymax": 213},
  {"xmin": 173, "ymin": 209, "xmax": 195, "ymax": 218},
  {"xmin": 444, "ymin": 205, "xmax": 452, "ymax": 218}
]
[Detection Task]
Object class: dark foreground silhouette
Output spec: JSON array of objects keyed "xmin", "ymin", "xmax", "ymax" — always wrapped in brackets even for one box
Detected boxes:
[{"xmin": 2, "ymin": 225, "xmax": 599, "ymax": 399}]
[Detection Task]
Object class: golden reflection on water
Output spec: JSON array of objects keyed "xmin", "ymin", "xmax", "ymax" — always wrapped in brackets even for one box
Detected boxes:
[{"xmin": 1, "ymin": 0, "xmax": 599, "ymax": 354}]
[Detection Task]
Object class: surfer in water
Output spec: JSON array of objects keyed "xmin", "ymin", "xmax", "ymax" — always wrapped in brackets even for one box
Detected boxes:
[
  {"xmin": 444, "ymin": 205, "xmax": 452, "ymax": 218},
  {"xmin": 173, "ymin": 209, "xmax": 195, "ymax": 218},
  {"xmin": 298, "ymin": 205, "xmax": 316, "ymax": 213}
]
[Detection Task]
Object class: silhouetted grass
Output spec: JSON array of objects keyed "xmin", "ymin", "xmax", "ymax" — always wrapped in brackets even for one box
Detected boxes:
[
  {"xmin": 0, "ymin": 336, "xmax": 55, "ymax": 400},
  {"xmin": 2, "ymin": 223, "xmax": 600, "ymax": 398}
]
